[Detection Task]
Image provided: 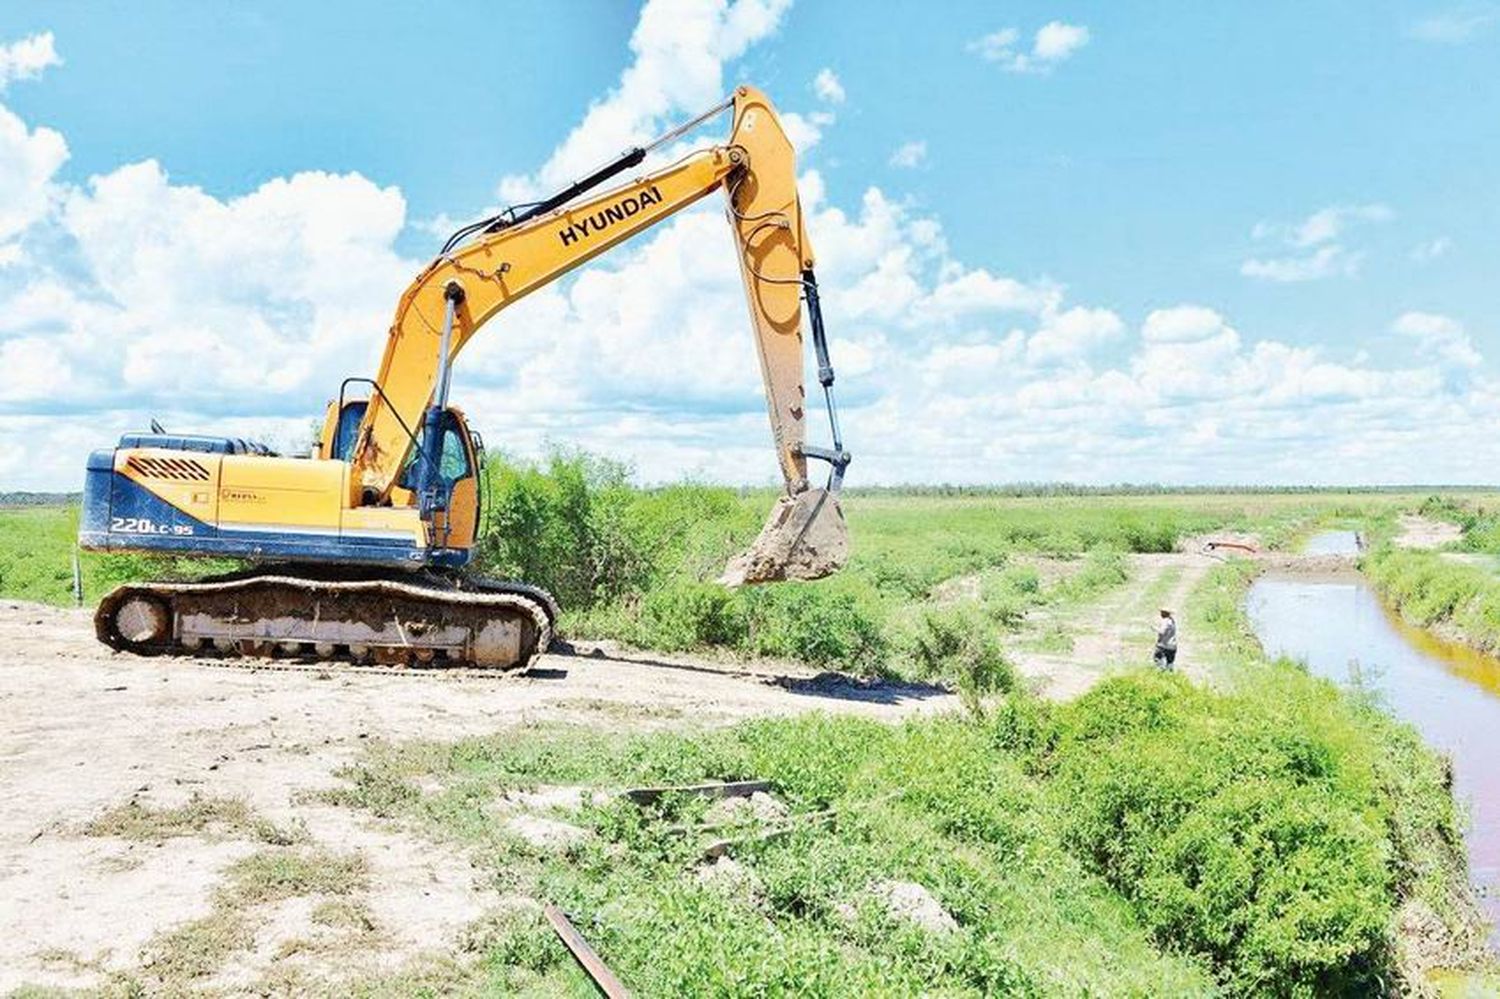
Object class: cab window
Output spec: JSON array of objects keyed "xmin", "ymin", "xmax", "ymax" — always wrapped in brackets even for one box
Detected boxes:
[
  {"xmin": 400, "ymin": 412, "xmax": 471, "ymax": 489},
  {"xmin": 437, "ymin": 423, "xmax": 471, "ymax": 483},
  {"xmin": 332, "ymin": 401, "xmax": 367, "ymax": 461}
]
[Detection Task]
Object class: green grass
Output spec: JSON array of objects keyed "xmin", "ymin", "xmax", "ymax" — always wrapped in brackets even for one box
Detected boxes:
[
  {"xmin": 1363, "ymin": 546, "xmax": 1500, "ymax": 653},
  {"xmin": 479, "ymin": 452, "xmax": 1449, "ymax": 678},
  {"xmin": 321, "ymin": 660, "xmax": 1479, "ymax": 996},
  {"xmin": 82, "ymin": 793, "xmax": 306, "ymax": 846},
  {"xmin": 311, "ymin": 541, "xmax": 1489, "ymax": 993},
  {"xmin": 0, "ymin": 504, "xmax": 237, "ymax": 606},
  {"xmin": 495, "ymin": 453, "xmax": 1452, "ymax": 678},
  {"xmin": 0, "ymin": 457, "xmax": 1459, "ymax": 678},
  {"xmin": 3, "ymin": 479, "xmax": 1492, "ymax": 994},
  {"xmin": 220, "ymin": 847, "xmax": 368, "ymax": 906}
]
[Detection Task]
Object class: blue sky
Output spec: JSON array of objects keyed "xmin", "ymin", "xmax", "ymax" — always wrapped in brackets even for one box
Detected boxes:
[{"xmin": 0, "ymin": 1, "xmax": 1497, "ymax": 488}]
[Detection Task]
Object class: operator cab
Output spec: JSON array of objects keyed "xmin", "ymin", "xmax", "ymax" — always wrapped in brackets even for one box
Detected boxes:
[
  {"xmin": 320, "ymin": 399, "xmax": 481, "ymax": 476},
  {"xmin": 318, "ymin": 398, "xmax": 485, "ymax": 549}
]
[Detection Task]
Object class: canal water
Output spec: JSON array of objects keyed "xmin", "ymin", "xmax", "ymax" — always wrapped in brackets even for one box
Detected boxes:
[{"xmin": 1246, "ymin": 532, "xmax": 1500, "ymax": 941}]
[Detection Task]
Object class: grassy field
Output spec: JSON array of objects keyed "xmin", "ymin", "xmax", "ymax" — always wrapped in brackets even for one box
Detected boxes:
[
  {"xmin": 474, "ymin": 453, "xmax": 1444, "ymax": 683},
  {"xmin": 1, "ymin": 463, "xmax": 1432, "ymax": 685},
  {"xmin": 1356, "ymin": 495, "xmax": 1500, "ymax": 655},
  {"xmin": 0, "ymin": 505, "xmax": 232, "ymax": 608},
  {"xmin": 3, "ymin": 466, "xmax": 1494, "ymax": 993},
  {"xmin": 312, "ymin": 658, "xmax": 1478, "ymax": 995}
]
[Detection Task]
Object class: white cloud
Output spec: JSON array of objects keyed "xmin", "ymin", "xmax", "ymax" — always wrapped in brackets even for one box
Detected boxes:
[
  {"xmin": 1393, "ymin": 311, "xmax": 1482, "ymax": 369},
  {"xmin": 0, "ymin": 32, "xmax": 60, "ymax": 91},
  {"xmin": 1142, "ymin": 305, "xmax": 1230, "ymax": 343},
  {"xmin": 812, "ymin": 67, "xmax": 845, "ymax": 104},
  {"xmin": 969, "ymin": 21, "xmax": 1089, "ymax": 74},
  {"xmin": 888, "ymin": 140, "xmax": 927, "ymax": 169},
  {"xmin": 969, "ymin": 28, "xmax": 1021, "ymax": 63},
  {"xmin": 1283, "ymin": 203, "xmax": 1392, "ymax": 247},
  {"xmin": 777, "ymin": 110, "xmax": 826, "ymax": 154},
  {"xmin": 1408, "ymin": 6, "xmax": 1498, "ymax": 42},
  {"xmin": 0, "ymin": 157, "xmax": 410, "ymax": 413},
  {"xmin": 497, "ymin": 0, "xmax": 792, "ymax": 202},
  {"xmin": 1033, "ymin": 21, "xmax": 1091, "ymax": 61},
  {"xmin": 1025, "ymin": 306, "xmax": 1124, "ymax": 366},
  {"xmin": 0, "ymin": 13, "xmax": 1497, "ymax": 491},
  {"xmin": 1241, "ymin": 203, "xmax": 1391, "ymax": 282},
  {"xmin": 0, "ymin": 102, "xmax": 67, "ymax": 247},
  {"xmin": 1411, "ymin": 236, "xmax": 1452, "ymax": 262},
  {"xmin": 921, "ymin": 270, "xmax": 1058, "ymax": 319},
  {"xmin": 1240, "ymin": 244, "xmax": 1362, "ymax": 283}
]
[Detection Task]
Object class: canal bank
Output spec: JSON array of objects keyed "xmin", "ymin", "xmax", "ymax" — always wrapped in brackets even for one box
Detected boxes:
[{"xmin": 1247, "ymin": 531, "xmax": 1500, "ymax": 949}]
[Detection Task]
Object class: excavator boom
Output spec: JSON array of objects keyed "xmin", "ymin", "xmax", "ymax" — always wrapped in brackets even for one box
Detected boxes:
[{"xmin": 353, "ymin": 84, "xmax": 848, "ymax": 583}]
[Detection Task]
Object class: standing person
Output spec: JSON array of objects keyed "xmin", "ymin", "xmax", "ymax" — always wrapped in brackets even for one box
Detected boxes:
[{"xmin": 1154, "ymin": 608, "xmax": 1177, "ymax": 670}]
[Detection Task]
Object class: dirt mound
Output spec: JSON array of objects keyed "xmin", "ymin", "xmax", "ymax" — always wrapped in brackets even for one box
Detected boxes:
[{"xmin": 1394, "ymin": 515, "xmax": 1463, "ymax": 550}]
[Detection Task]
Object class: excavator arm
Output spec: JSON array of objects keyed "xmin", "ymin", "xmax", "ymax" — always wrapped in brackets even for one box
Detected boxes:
[{"xmin": 351, "ymin": 86, "xmax": 849, "ymax": 583}]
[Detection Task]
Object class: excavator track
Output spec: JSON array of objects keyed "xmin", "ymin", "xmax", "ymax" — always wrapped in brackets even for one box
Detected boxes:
[{"xmin": 94, "ymin": 568, "xmax": 558, "ymax": 671}]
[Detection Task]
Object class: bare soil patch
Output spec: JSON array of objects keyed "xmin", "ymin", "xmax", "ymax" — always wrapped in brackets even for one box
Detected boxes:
[
  {"xmin": 0, "ymin": 601, "xmax": 951, "ymax": 992},
  {"xmin": 1395, "ymin": 515, "xmax": 1464, "ymax": 550}
]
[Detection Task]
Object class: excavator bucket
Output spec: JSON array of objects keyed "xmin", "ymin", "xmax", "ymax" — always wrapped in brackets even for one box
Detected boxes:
[{"xmin": 720, "ymin": 488, "xmax": 849, "ymax": 587}]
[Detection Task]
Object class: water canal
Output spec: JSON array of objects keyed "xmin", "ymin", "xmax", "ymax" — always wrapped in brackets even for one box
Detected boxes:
[{"xmin": 1247, "ymin": 531, "xmax": 1500, "ymax": 942}]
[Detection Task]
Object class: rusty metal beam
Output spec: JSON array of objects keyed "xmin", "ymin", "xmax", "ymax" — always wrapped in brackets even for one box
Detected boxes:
[{"xmin": 544, "ymin": 904, "xmax": 629, "ymax": 998}]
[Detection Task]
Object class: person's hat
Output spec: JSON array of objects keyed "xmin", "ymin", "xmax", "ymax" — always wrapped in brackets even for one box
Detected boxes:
[{"xmin": 1159, "ymin": 607, "xmax": 1172, "ymax": 614}]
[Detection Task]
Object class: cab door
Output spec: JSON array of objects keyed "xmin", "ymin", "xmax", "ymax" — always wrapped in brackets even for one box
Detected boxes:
[{"xmin": 433, "ymin": 412, "xmax": 479, "ymax": 552}]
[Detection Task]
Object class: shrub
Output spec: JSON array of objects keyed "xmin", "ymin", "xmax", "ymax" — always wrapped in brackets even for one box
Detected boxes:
[
  {"xmin": 479, "ymin": 448, "xmax": 654, "ymax": 608},
  {"xmin": 638, "ymin": 581, "xmax": 748, "ymax": 649},
  {"xmin": 326, "ymin": 661, "xmax": 1472, "ymax": 995},
  {"xmin": 904, "ymin": 604, "xmax": 1017, "ymax": 705},
  {"xmin": 1054, "ymin": 548, "xmax": 1129, "ymax": 602},
  {"xmin": 977, "ymin": 564, "xmax": 1042, "ymax": 629},
  {"xmin": 1041, "ymin": 666, "xmax": 1453, "ymax": 995},
  {"xmin": 1364, "ymin": 547, "xmax": 1500, "ymax": 653},
  {"xmin": 741, "ymin": 583, "xmax": 886, "ymax": 668}
]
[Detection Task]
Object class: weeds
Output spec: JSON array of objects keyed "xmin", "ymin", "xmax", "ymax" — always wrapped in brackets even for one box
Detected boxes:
[
  {"xmin": 311, "ymin": 898, "xmax": 378, "ymax": 932},
  {"xmin": 1364, "ymin": 547, "xmax": 1500, "ymax": 653},
  {"xmin": 82, "ymin": 794, "xmax": 305, "ymax": 846},
  {"xmin": 320, "ymin": 666, "xmax": 1477, "ymax": 996},
  {"xmin": 2, "ymin": 461, "xmax": 1459, "ymax": 680},
  {"xmin": 902, "ymin": 603, "xmax": 1016, "ymax": 712},
  {"xmin": 221, "ymin": 848, "xmax": 368, "ymax": 906},
  {"xmin": 139, "ymin": 911, "xmax": 254, "ymax": 984}
]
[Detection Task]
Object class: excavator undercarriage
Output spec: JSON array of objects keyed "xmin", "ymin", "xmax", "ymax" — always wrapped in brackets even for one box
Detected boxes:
[{"xmin": 96, "ymin": 567, "xmax": 558, "ymax": 670}]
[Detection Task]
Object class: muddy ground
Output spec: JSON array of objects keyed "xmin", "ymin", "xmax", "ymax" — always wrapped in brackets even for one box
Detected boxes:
[{"xmin": 0, "ymin": 602, "xmax": 953, "ymax": 993}]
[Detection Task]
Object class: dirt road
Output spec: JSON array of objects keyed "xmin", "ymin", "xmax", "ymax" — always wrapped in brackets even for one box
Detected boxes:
[
  {"xmin": 1008, "ymin": 540, "xmax": 1364, "ymax": 700},
  {"xmin": 0, "ymin": 601, "xmax": 952, "ymax": 993},
  {"xmin": 1010, "ymin": 552, "xmax": 1219, "ymax": 699}
]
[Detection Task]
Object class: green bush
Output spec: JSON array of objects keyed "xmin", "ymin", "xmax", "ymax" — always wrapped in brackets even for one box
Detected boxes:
[
  {"xmin": 1041, "ymin": 665, "xmax": 1462, "ymax": 995},
  {"xmin": 638, "ymin": 581, "xmax": 748, "ymax": 649},
  {"xmin": 741, "ymin": 583, "xmax": 886, "ymax": 668},
  {"xmin": 1054, "ymin": 548, "xmax": 1129, "ymax": 602},
  {"xmin": 1364, "ymin": 547, "xmax": 1500, "ymax": 653},
  {"xmin": 976, "ymin": 563, "xmax": 1041, "ymax": 629},
  {"xmin": 479, "ymin": 449, "xmax": 654, "ymax": 608},
  {"xmin": 904, "ymin": 603, "xmax": 1017, "ymax": 704},
  {"xmin": 328, "ymin": 663, "xmax": 1473, "ymax": 995}
]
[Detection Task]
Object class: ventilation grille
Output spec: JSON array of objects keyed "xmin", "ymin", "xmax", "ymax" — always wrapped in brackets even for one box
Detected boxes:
[{"xmin": 127, "ymin": 455, "xmax": 211, "ymax": 481}]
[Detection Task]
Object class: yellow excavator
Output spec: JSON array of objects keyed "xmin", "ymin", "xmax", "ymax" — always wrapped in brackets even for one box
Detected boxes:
[{"xmin": 78, "ymin": 86, "xmax": 851, "ymax": 670}]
